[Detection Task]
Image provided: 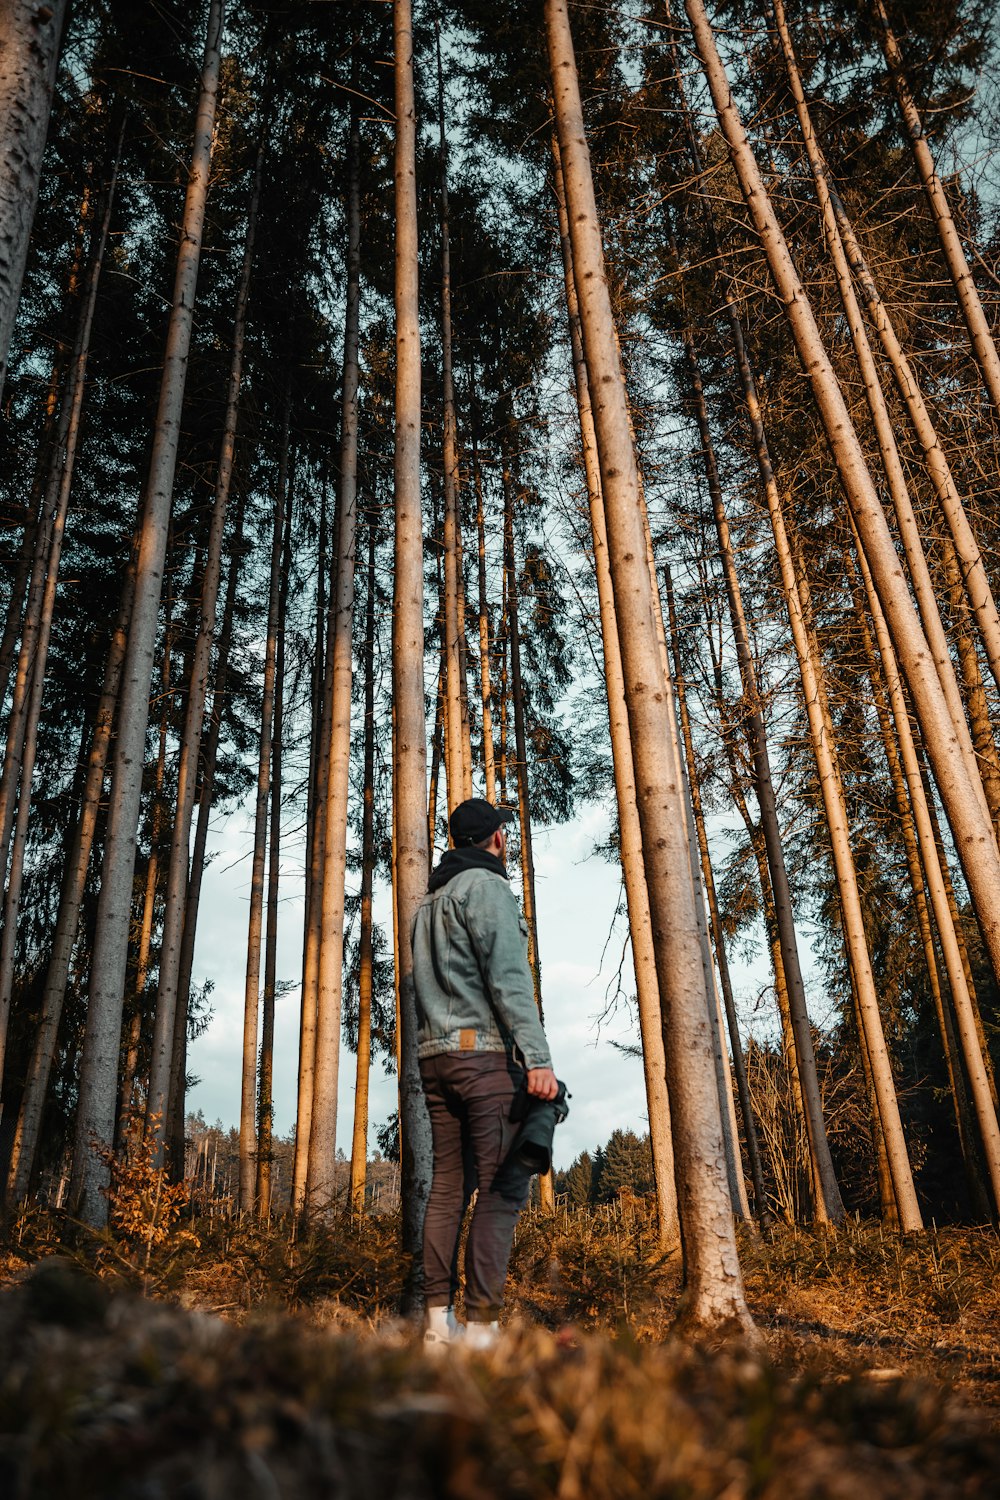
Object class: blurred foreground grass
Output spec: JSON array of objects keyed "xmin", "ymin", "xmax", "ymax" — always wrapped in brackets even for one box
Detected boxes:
[{"xmin": 1, "ymin": 1202, "xmax": 998, "ymax": 1496}]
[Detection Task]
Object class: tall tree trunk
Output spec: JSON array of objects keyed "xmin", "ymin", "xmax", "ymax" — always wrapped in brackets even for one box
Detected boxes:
[
  {"xmin": 551, "ymin": 131, "xmax": 678, "ymax": 1247},
  {"xmin": 436, "ymin": 28, "xmax": 471, "ymax": 811},
  {"xmin": 306, "ymin": 113, "xmax": 362, "ymax": 1217},
  {"xmin": 675, "ymin": 704, "xmax": 751, "ymax": 1222},
  {"xmin": 547, "ymin": 0, "xmax": 756, "ymax": 1339},
  {"xmin": 147, "ymin": 138, "xmax": 262, "ymax": 1161},
  {"xmin": 69, "ymin": 0, "xmax": 224, "ymax": 1229},
  {"xmin": 705, "ymin": 609, "xmax": 808, "ymax": 1221},
  {"xmin": 257, "ymin": 483, "xmax": 291, "ymax": 1217},
  {"xmin": 828, "ymin": 186, "xmax": 1000, "ymax": 697},
  {"xmin": 293, "ymin": 485, "xmax": 333, "ymax": 1215},
  {"xmin": 501, "ymin": 463, "xmax": 540, "ymax": 1002},
  {"xmin": 498, "ymin": 568, "xmax": 510, "ymax": 804},
  {"xmin": 502, "ymin": 458, "xmax": 554, "ymax": 1214},
  {"xmin": 846, "ymin": 519, "xmax": 1000, "ymax": 1213},
  {"xmin": 666, "ymin": 573, "xmax": 770, "ymax": 1227},
  {"xmin": 6, "ymin": 558, "xmax": 134, "ymax": 1201},
  {"xmin": 350, "ymin": 513, "xmax": 377, "ymax": 1215},
  {"xmin": 393, "ymin": 0, "xmax": 432, "ymax": 1302},
  {"xmin": 674, "ymin": 279, "xmax": 843, "ymax": 1222},
  {"xmin": 771, "ymin": 0, "xmax": 993, "ymax": 838},
  {"xmin": 429, "ymin": 510, "xmax": 446, "ymax": 861},
  {"xmin": 117, "ymin": 594, "xmax": 173, "ymax": 1141},
  {"xmin": 667, "ymin": 39, "xmax": 845, "ymax": 1224},
  {"xmin": 0, "ymin": 139, "xmax": 119, "ymax": 1090},
  {"xmin": 850, "ymin": 969, "xmax": 898, "ymax": 1227},
  {"xmin": 471, "ymin": 415, "xmax": 496, "ymax": 803},
  {"xmin": 644, "ymin": 535, "xmax": 748, "ymax": 1221},
  {"xmin": 874, "ymin": 0, "xmax": 1000, "ymax": 420},
  {"xmin": 428, "ymin": 655, "xmax": 444, "ymax": 862},
  {"xmin": 845, "ymin": 545, "xmax": 990, "ymax": 1217},
  {"xmin": 916, "ymin": 744, "xmax": 1000, "ymax": 1112},
  {"xmin": 784, "ymin": 523, "xmax": 923, "ymax": 1229},
  {"xmin": 685, "ymin": 0, "xmax": 1000, "ymax": 1024},
  {"xmin": 942, "ymin": 549, "xmax": 1000, "ymax": 838},
  {"xmin": 166, "ymin": 492, "xmax": 248, "ymax": 1181},
  {"xmin": 239, "ymin": 405, "xmax": 288, "ymax": 1213},
  {"xmin": 0, "ymin": 0, "xmax": 68, "ymax": 396}
]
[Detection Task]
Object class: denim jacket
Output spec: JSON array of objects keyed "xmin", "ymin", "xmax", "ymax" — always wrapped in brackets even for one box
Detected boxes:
[{"xmin": 411, "ymin": 854, "xmax": 552, "ymax": 1070}]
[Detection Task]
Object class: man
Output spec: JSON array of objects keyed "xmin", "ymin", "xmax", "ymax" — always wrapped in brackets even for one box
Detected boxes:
[{"xmin": 412, "ymin": 796, "xmax": 559, "ymax": 1350}]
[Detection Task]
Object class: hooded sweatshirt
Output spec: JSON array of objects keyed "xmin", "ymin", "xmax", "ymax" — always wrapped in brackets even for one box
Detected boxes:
[{"xmin": 411, "ymin": 847, "xmax": 552, "ymax": 1069}]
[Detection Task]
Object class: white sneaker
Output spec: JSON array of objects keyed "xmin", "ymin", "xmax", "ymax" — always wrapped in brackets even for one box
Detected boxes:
[
  {"xmin": 423, "ymin": 1304, "xmax": 459, "ymax": 1355},
  {"xmin": 462, "ymin": 1319, "xmax": 500, "ymax": 1351}
]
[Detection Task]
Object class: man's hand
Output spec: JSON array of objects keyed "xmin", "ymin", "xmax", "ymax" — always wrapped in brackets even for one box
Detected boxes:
[{"xmin": 526, "ymin": 1067, "xmax": 559, "ymax": 1100}]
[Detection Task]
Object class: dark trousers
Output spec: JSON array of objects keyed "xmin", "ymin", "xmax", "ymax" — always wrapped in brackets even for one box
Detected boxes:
[{"xmin": 419, "ymin": 1050, "xmax": 532, "ymax": 1321}]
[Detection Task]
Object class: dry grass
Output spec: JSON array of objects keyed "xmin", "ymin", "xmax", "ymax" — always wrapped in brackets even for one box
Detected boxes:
[
  {"xmin": 1, "ymin": 1205, "xmax": 998, "ymax": 1497},
  {"xmin": 739, "ymin": 1220, "xmax": 1000, "ymax": 1409}
]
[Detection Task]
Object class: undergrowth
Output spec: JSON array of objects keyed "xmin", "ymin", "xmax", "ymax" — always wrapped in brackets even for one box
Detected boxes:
[
  {"xmin": 2, "ymin": 1199, "xmax": 998, "ymax": 1393},
  {"xmin": 1, "ymin": 1256, "xmax": 997, "ymax": 1499},
  {"xmin": 2, "ymin": 1202, "xmax": 999, "ymax": 1495}
]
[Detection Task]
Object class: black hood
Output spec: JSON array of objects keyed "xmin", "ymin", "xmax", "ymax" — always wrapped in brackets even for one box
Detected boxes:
[{"xmin": 427, "ymin": 845, "xmax": 509, "ymax": 893}]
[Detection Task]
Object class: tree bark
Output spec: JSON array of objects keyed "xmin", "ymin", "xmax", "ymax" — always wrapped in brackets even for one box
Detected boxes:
[
  {"xmin": 667, "ymin": 41, "xmax": 846, "ymax": 1224},
  {"xmin": 771, "ymin": 0, "xmax": 993, "ymax": 840},
  {"xmin": 146, "ymin": 138, "xmax": 262, "ymax": 1162},
  {"xmin": 239, "ymin": 399, "xmax": 288, "ymax": 1214},
  {"xmin": 117, "ymin": 593, "xmax": 173, "ymax": 1142},
  {"xmin": 306, "ymin": 113, "xmax": 363, "ymax": 1217},
  {"xmin": 551, "ymin": 131, "xmax": 679, "ymax": 1247},
  {"xmin": 393, "ymin": 0, "xmax": 432, "ymax": 1305},
  {"xmin": 844, "ymin": 544, "xmax": 991, "ymax": 1217},
  {"xmin": 257, "ymin": 479, "xmax": 291, "ymax": 1217},
  {"xmin": 0, "ymin": 0, "xmax": 68, "ymax": 396},
  {"xmin": 293, "ymin": 485, "xmax": 333, "ymax": 1214},
  {"xmin": 941, "ymin": 548, "xmax": 1000, "ymax": 839},
  {"xmin": 350, "ymin": 512, "xmax": 378, "ymax": 1215},
  {"xmin": 704, "ymin": 608, "xmax": 809, "ymax": 1221},
  {"xmin": 166, "ymin": 493, "xmax": 248, "ymax": 1181},
  {"xmin": 828, "ymin": 183, "xmax": 1000, "ymax": 698},
  {"xmin": 642, "ymin": 529, "xmax": 749, "ymax": 1222},
  {"xmin": 428, "ymin": 655, "xmax": 445, "ymax": 864},
  {"xmin": 784, "ymin": 523, "xmax": 923, "ymax": 1229},
  {"xmin": 685, "ymin": 0, "xmax": 1000, "ymax": 1031},
  {"xmin": 547, "ymin": 0, "xmax": 756, "ymax": 1339},
  {"xmin": 436, "ymin": 27, "xmax": 472, "ymax": 811},
  {"xmin": 69, "ymin": 0, "xmax": 224, "ymax": 1229},
  {"xmin": 874, "ymin": 0, "xmax": 1000, "ymax": 421},
  {"xmin": 502, "ymin": 458, "xmax": 555, "ymax": 1214},
  {"xmin": 666, "ymin": 572, "xmax": 770, "ymax": 1228},
  {"xmin": 679, "ymin": 313, "xmax": 842, "ymax": 1221},
  {"xmin": 845, "ymin": 518, "xmax": 1000, "ymax": 1214},
  {"xmin": 916, "ymin": 744, "xmax": 1000, "ymax": 1111},
  {"xmin": 471, "ymin": 415, "xmax": 497, "ymax": 803},
  {"xmin": 501, "ymin": 464, "xmax": 540, "ymax": 999}
]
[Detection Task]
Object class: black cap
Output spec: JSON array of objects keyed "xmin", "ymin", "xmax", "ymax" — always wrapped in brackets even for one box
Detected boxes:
[{"xmin": 449, "ymin": 797, "xmax": 515, "ymax": 848}]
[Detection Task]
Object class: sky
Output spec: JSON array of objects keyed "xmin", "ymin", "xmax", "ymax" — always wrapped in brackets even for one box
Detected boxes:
[{"xmin": 186, "ymin": 780, "xmax": 786, "ymax": 1173}]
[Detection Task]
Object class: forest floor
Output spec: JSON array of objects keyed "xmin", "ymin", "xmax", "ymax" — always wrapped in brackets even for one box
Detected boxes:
[{"xmin": 1, "ymin": 1203, "xmax": 998, "ymax": 1497}]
